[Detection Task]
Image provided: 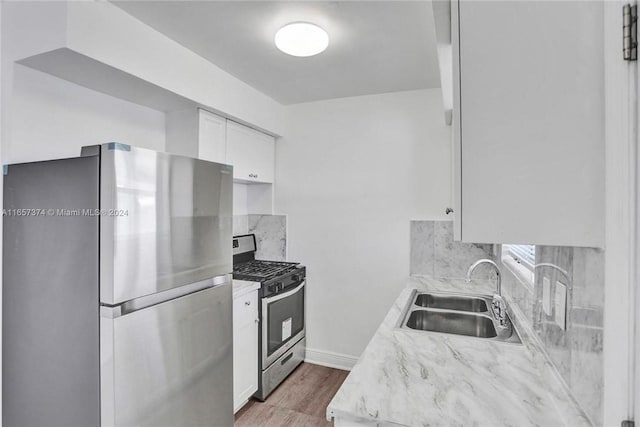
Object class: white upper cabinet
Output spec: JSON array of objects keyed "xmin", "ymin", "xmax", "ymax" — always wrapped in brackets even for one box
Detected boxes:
[
  {"xmin": 198, "ymin": 109, "xmax": 227, "ymax": 163},
  {"xmin": 166, "ymin": 109, "xmax": 276, "ymax": 185},
  {"xmin": 226, "ymin": 121, "xmax": 275, "ymax": 184},
  {"xmin": 165, "ymin": 108, "xmax": 227, "ymax": 163},
  {"xmin": 451, "ymin": 0, "xmax": 604, "ymax": 247}
]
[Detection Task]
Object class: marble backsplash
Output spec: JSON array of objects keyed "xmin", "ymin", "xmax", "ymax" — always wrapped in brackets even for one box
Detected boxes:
[
  {"xmin": 410, "ymin": 220, "xmax": 496, "ymax": 280},
  {"xmin": 233, "ymin": 214, "xmax": 287, "ymax": 261},
  {"xmin": 500, "ymin": 245, "xmax": 604, "ymax": 426},
  {"xmin": 233, "ymin": 215, "xmax": 249, "ymax": 237}
]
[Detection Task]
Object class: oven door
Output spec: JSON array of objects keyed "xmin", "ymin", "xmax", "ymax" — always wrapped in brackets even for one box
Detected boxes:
[{"xmin": 261, "ymin": 281, "xmax": 305, "ymax": 368}]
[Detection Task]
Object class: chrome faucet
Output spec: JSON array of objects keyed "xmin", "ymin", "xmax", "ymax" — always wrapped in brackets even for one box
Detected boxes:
[
  {"xmin": 466, "ymin": 259, "xmax": 508, "ymax": 327},
  {"xmin": 466, "ymin": 259, "xmax": 501, "ymax": 296}
]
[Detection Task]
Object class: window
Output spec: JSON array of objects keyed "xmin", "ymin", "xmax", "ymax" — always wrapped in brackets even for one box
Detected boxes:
[
  {"xmin": 502, "ymin": 244, "xmax": 536, "ymax": 290},
  {"xmin": 505, "ymin": 244, "xmax": 536, "ymax": 271}
]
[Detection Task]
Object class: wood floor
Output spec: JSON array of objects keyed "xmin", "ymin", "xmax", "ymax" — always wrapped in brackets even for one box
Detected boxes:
[{"xmin": 234, "ymin": 363, "xmax": 349, "ymax": 427}]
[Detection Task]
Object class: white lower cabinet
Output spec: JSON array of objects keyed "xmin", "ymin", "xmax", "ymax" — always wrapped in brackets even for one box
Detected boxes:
[{"xmin": 233, "ymin": 286, "xmax": 259, "ymax": 413}]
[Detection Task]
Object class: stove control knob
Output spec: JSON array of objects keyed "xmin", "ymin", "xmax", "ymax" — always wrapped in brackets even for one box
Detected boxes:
[
  {"xmin": 291, "ymin": 274, "xmax": 300, "ymax": 282},
  {"xmin": 274, "ymin": 282, "xmax": 283, "ymax": 292}
]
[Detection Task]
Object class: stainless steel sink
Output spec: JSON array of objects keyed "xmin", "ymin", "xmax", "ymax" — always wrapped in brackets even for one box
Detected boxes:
[
  {"xmin": 405, "ymin": 310, "xmax": 497, "ymax": 338},
  {"xmin": 399, "ymin": 291, "xmax": 522, "ymax": 344},
  {"xmin": 414, "ymin": 293, "xmax": 488, "ymax": 313}
]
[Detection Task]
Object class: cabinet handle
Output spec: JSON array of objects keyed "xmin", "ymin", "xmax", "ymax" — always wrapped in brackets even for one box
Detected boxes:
[
  {"xmin": 245, "ymin": 301, "xmax": 251, "ymax": 306},
  {"xmin": 254, "ymin": 318, "xmax": 260, "ymax": 324},
  {"xmin": 445, "ymin": 207, "xmax": 454, "ymax": 215}
]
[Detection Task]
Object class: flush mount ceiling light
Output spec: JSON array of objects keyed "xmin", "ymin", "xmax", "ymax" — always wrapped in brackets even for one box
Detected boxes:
[{"xmin": 275, "ymin": 22, "xmax": 329, "ymax": 57}]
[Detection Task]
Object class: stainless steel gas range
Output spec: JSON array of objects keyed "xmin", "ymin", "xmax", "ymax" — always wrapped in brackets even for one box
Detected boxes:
[{"xmin": 232, "ymin": 234, "xmax": 306, "ymax": 401}]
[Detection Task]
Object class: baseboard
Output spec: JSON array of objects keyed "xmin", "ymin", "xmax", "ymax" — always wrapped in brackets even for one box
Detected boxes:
[{"xmin": 304, "ymin": 348, "xmax": 358, "ymax": 371}]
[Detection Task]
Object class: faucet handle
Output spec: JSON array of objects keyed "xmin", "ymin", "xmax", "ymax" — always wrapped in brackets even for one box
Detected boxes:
[{"xmin": 491, "ymin": 295, "xmax": 507, "ymax": 324}]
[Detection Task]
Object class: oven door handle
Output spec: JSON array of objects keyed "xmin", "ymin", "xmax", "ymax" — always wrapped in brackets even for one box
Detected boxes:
[{"xmin": 264, "ymin": 281, "xmax": 305, "ymax": 303}]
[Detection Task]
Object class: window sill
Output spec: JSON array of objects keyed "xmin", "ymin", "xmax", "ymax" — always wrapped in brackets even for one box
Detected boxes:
[{"xmin": 501, "ymin": 255, "xmax": 535, "ymax": 294}]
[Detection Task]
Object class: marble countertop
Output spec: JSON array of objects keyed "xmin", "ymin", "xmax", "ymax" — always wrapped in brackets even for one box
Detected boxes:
[
  {"xmin": 326, "ymin": 276, "xmax": 591, "ymax": 427},
  {"xmin": 232, "ymin": 279, "xmax": 260, "ymax": 299}
]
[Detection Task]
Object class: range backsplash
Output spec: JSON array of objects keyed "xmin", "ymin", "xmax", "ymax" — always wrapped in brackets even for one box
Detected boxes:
[
  {"xmin": 233, "ymin": 214, "xmax": 287, "ymax": 261},
  {"xmin": 409, "ymin": 220, "xmax": 604, "ymax": 426}
]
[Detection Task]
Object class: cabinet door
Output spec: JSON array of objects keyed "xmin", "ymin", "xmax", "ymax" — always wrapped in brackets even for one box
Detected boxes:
[
  {"xmin": 226, "ymin": 121, "xmax": 275, "ymax": 183},
  {"xmin": 454, "ymin": 1, "xmax": 604, "ymax": 247},
  {"xmin": 198, "ymin": 109, "xmax": 227, "ymax": 163},
  {"xmin": 233, "ymin": 289, "xmax": 259, "ymax": 413}
]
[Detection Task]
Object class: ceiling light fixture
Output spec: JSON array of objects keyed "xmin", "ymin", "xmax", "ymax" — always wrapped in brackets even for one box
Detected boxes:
[{"xmin": 275, "ymin": 22, "xmax": 329, "ymax": 57}]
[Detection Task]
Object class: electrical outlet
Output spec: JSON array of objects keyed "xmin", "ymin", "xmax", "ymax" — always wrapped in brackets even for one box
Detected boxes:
[
  {"xmin": 542, "ymin": 277, "xmax": 551, "ymax": 316},
  {"xmin": 554, "ymin": 281, "xmax": 567, "ymax": 330}
]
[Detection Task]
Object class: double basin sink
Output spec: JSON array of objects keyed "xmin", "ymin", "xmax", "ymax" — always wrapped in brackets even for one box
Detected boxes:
[{"xmin": 399, "ymin": 291, "xmax": 521, "ymax": 344}]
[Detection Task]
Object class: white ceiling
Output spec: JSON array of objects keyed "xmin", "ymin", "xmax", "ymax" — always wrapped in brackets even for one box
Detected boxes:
[{"xmin": 112, "ymin": 1, "xmax": 441, "ymax": 105}]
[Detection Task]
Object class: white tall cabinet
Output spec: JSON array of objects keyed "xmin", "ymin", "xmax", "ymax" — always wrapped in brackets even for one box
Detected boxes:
[
  {"xmin": 232, "ymin": 284, "xmax": 260, "ymax": 413},
  {"xmin": 451, "ymin": 0, "xmax": 604, "ymax": 247}
]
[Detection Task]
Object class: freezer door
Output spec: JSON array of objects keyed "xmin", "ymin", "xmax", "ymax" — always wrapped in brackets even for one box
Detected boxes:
[
  {"xmin": 101, "ymin": 279, "xmax": 233, "ymax": 427},
  {"xmin": 95, "ymin": 144, "xmax": 233, "ymax": 304}
]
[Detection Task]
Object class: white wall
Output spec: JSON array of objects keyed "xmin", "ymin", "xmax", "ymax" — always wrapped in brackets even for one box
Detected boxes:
[
  {"xmin": 275, "ymin": 89, "xmax": 451, "ymax": 361},
  {"xmin": 1, "ymin": 1, "xmax": 68, "ymax": 161},
  {"xmin": 7, "ymin": 65, "xmax": 165, "ymax": 163},
  {"xmin": 234, "ymin": 183, "xmax": 249, "ymax": 216},
  {"xmin": 65, "ymin": 1, "xmax": 284, "ymax": 135},
  {"xmin": 2, "ymin": 1, "xmax": 284, "ymax": 137}
]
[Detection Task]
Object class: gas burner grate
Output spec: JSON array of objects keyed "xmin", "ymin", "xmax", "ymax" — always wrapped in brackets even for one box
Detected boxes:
[{"xmin": 233, "ymin": 260, "xmax": 298, "ymax": 281}]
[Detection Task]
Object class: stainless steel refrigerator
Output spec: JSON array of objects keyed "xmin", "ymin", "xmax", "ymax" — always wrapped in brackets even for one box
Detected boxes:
[{"xmin": 2, "ymin": 143, "xmax": 234, "ymax": 427}]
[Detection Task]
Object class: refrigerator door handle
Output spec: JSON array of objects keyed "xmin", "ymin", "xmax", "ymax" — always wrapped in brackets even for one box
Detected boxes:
[{"xmin": 101, "ymin": 273, "xmax": 231, "ymax": 318}]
